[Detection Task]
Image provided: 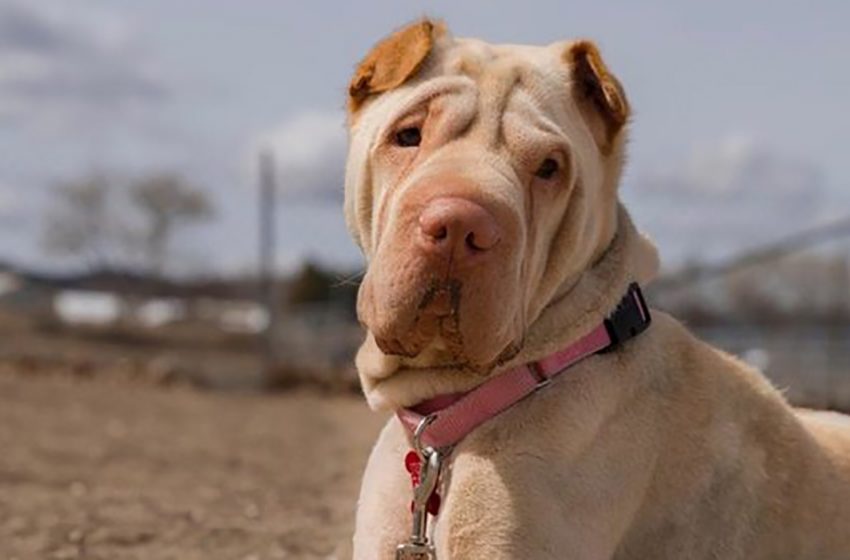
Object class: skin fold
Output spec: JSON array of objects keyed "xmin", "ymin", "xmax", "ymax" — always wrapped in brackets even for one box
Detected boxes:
[{"xmin": 344, "ymin": 19, "xmax": 850, "ymax": 559}]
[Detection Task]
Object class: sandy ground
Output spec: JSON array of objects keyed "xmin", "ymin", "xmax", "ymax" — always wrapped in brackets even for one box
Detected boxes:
[{"xmin": 0, "ymin": 369, "xmax": 386, "ymax": 560}]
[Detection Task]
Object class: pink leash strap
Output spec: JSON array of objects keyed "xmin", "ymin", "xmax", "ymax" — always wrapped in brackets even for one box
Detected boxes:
[{"xmin": 397, "ymin": 282, "xmax": 651, "ymax": 450}]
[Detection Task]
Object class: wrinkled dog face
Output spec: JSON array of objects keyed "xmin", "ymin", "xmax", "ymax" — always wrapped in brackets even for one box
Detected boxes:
[{"xmin": 345, "ymin": 20, "xmax": 630, "ymax": 374}]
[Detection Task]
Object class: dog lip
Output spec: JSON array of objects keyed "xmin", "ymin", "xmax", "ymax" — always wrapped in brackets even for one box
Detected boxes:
[
  {"xmin": 420, "ymin": 288, "xmax": 455, "ymax": 317},
  {"xmin": 393, "ymin": 359, "xmax": 495, "ymax": 380},
  {"xmin": 374, "ymin": 335, "xmax": 420, "ymax": 358},
  {"xmin": 397, "ymin": 362, "xmax": 470, "ymax": 373}
]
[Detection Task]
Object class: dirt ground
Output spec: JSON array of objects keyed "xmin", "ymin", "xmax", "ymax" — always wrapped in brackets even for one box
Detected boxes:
[{"xmin": 0, "ymin": 368, "xmax": 386, "ymax": 560}]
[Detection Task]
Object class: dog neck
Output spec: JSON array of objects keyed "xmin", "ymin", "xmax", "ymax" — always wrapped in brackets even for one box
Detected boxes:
[{"xmin": 356, "ymin": 204, "xmax": 660, "ymax": 411}]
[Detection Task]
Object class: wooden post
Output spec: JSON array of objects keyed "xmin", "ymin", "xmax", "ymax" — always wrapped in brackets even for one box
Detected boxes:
[{"xmin": 258, "ymin": 150, "xmax": 280, "ymax": 383}]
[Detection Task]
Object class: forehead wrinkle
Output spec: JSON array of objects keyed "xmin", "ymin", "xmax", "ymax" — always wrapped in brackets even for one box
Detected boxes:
[{"xmin": 470, "ymin": 59, "xmax": 521, "ymax": 149}]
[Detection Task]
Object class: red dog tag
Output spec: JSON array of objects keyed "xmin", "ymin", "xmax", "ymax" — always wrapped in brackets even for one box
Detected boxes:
[{"xmin": 404, "ymin": 451, "xmax": 442, "ymax": 515}]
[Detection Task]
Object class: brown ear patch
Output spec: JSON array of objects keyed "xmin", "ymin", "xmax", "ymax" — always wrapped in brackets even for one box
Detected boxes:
[
  {"xmin": 565, "ymin": 40, "xmax": 629, "ymax": 152},
  {"xmin": 348, "ymin": 19, "xmax": 440, "ymax": 114}
]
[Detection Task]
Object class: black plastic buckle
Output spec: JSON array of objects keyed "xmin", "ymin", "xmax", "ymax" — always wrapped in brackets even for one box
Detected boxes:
[{"xmin": 599, "ymin": 283, "xmax": 652, "ymax": 353}]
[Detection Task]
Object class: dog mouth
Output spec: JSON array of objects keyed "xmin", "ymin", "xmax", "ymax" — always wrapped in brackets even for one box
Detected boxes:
[
  {"xmin": 374, "ymin": 279, "xmax": 465, "ymax": 359},
  {"xmin": 366, "ymin": 275, "xmax": 524, "ymax": 373},
  {"xmin": 392, "ymin": 335, "xmax": 524, "ymax": 381}
]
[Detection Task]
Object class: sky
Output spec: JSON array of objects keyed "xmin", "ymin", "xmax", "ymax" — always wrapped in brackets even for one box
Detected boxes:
[{"xmin": 1, "ymin": 0, "xmax": 848, "ymax": 274}]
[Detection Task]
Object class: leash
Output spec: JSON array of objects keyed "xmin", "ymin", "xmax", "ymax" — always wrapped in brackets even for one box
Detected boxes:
[{"xmin": 395, "ymin": 283, "xmax": 652, "ymax": 559}]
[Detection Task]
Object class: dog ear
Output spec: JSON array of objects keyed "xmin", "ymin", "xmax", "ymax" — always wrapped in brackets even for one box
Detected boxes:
[
  {"xmin": 564, "ymin": 40, "xmax": 629, "ymax": 153},
  {"xmin": 348, "ymin": 19, "xmax": 441, "ymax": 114}
]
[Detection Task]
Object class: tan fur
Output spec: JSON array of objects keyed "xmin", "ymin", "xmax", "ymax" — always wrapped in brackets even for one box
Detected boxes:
[{"xmin": 345, "ymin": 20, "xmax": 850, "ymax": 559}]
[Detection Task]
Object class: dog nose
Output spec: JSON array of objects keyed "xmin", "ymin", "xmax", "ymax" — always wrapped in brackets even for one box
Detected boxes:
[{"xmin": 418, "ymin": 197, "xmax": 500, "ymax": 260}]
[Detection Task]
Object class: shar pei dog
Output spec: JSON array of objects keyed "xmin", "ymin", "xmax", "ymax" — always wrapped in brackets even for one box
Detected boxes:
[{"xmin": 342, "ymin": 19, "xmax": 850, "ymax": 560}]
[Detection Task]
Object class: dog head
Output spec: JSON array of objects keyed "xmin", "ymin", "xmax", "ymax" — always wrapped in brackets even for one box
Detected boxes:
[{"xmin": 345, "ymin": 20, "xmax": 633, "ymax": 382}]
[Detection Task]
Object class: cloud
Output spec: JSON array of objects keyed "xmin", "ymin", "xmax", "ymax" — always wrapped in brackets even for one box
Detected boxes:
[
  {"xmin": 0, "ymin": 181, "xmax": 29, "ymax": 231},
  {"xmin": 253, "ymin": 110, "xmax": 347, "ymax": 202},
  {"xmin": 626, "ymin": 136, "xmax": 838, "ymax": 264},
  {"xmin": 0, "ymin": 0, "xmax": 168, "ymax": 131},
  {"xmin": 0, "ymin": 184, "xmax": 15, "ymax": 214},
  {"xmin": 635, "ymin": 135, "xmax": 823, "ymax": 200}
]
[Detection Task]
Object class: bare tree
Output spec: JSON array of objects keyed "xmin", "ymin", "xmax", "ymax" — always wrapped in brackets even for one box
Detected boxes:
[
  {"xmin": 42, "ymin": 173, "xmax": 116, "ymax": 269},
  {"xmin": 43, "ymin": 171, "xmax": 215, "ymax": 276},
  {"xmin": 130, "ymin": 174, "xmax": 213, "ymax": 275}
]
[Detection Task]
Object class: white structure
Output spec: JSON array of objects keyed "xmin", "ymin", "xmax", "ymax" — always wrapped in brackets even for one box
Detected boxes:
[{"xmin": 53, "ymin": 290, "xmax": 121, "ymax": 326}]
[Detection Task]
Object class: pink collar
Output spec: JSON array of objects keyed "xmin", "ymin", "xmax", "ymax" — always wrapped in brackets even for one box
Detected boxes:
[{"xmin": 397, "ymin": 283, "xmax": 651, "ymax": 450}]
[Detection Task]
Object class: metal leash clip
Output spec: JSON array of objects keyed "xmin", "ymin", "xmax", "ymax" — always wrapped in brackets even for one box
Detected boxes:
[{"xmin": 396, "ymin": 415, "xmax": 442, "ymax": 560}]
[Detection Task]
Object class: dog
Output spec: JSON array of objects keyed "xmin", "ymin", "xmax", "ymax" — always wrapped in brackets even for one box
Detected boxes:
[{"xmin": 343, "ymin": 19, "xmax": 850, "ymax": 559}]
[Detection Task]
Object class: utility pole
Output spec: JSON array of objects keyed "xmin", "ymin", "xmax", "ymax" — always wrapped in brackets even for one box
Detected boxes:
[{"xmin": 258, "ymin": 150, "xmax": 280, "ymax": 383}]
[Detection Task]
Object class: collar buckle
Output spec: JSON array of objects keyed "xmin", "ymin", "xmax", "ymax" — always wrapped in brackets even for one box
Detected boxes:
[{"xmin": 600, "ymin": 282, "xmax": 652, "ymax": 353}]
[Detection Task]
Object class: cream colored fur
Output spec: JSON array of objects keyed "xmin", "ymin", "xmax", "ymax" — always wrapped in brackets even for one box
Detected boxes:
[{"xmin": 346, "ymin": 21, "xmax": 850, "ymax": 559}]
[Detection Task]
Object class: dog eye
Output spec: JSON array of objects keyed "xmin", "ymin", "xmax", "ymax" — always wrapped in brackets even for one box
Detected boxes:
[
  {"xmin": 395, "ymin": 127, "xmax": 422, "ymax": 148},
  {"xmin": 535, "ymin": 158, "xmax": 560, "ymax": 180}
]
